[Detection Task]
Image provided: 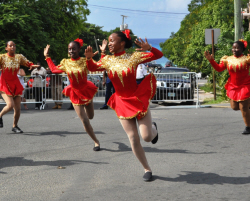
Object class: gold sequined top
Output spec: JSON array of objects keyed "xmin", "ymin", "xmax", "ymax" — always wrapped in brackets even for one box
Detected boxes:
[
  {"xmin": 0, "ymin": 53, "xmax": 33, "ymax": 75},
  {"xmin": 220, "ymin": 55, "xmax": 250, "ymax": 72},
  {"xmin": 87, "ymin": 48, "xmax": 163, "ymax": 97},
  {"xmin": 46, "ymin": 57, "xmax": 89, "ymax": 87},
  {"xmin": 210, "ymin": 55, "xmax": 250, "ymax": 87}
]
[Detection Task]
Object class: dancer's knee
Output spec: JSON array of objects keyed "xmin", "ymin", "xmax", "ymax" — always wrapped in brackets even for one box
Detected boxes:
[
  {"xmin": 87, "ymin": 113, "xmax": 94, "ymax": 120},
  {"xmin": 231, "ymin": 105, "xmax": 239, "ymax": 111},
  {"xmin": 142, "ymin": 135, "xmax": 151, "ymax": 142},
  {"xmin": 82, "ymin": 117, "xmax": 90, "ymax": 126},
  {"xmin": 6, "ymin": 103, "xmax": 14, "ymax": 110},
  {"xmin": 128, "ymin": 133, "xmax": 140, "ymax": 146}
]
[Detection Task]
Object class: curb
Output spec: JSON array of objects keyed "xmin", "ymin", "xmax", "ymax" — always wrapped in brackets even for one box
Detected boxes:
[{"xmin": 209, "ymin": 105, "xmax": 231, "ymax": 108}]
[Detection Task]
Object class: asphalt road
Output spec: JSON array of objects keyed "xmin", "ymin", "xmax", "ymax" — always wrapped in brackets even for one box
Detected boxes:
[{"xmin": 0, "ymin": 103, "xmax": 250, "ymax": 201}]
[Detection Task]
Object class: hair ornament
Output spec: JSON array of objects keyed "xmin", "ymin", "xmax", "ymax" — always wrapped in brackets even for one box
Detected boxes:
[
  {"xmin": 239, "ymin": 39, "xmax": 248, "ymax": 48},
  {"xmin": 74, "ymin": 38, "xmax": 84, "ymax": 47},
  {"xmin": 122, "ymin": 29, "xmax": 131, "ymax": 40}
]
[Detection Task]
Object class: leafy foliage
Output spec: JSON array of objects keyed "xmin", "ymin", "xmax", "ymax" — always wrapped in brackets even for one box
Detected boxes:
[
  {"xmin": 0, "ymin": 0, "xmax": 89, "ymax": 69},
  {"xmin": 160, "ymin": 0, "xmax": 249, "ymax": 99}
]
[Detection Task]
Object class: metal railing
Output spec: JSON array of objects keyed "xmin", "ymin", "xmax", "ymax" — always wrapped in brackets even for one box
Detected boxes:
[
  {"xmin": 0, "ymin": 72, "xmax": 200, "ymax": 109},
  {"xmin": 152, "ymin": 72, "xmax": 200, "ymax": 107},
  {"xmin": 43, "ymin": 74, "xmax": 105, "ymax": 108},
  {"xmin": 0, "ymin": 75, "xmax": 46, "ymax": 110}
]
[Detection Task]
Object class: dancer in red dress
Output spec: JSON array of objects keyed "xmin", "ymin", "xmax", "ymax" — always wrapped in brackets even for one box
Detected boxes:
[
  {"xmin": 204, "ymin": 39, "xmax": 250, "ymax": 134},
  {"xmin": 43, "ymin": 39, "xmax": 107, "ymax": 151},
  {"xmin": 85, "ymin": 30, "xmax": 163, "ymax": 181},
  {"xmin": 0, "ymin": 41, "xmax": 38, "ymax": 133}
]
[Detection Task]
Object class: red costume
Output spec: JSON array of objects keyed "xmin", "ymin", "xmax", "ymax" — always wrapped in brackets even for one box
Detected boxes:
[
  {"xmin": 46, "ymin": 57, "xmax": 97, "ymax": 105},
  {"xmin": 0, "ymin": 54, "xmax": 33, "ymax": 97},
  {"xmin": 209, "ymin": 55, "xmax": 250, "ymax": 101},
  {"xmin": 87, "ymin": 47, "xmax": 163, "ymax": 119}
]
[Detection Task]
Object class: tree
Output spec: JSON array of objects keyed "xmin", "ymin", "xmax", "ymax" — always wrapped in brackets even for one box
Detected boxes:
[
  {"xmin": 0, "ymin": 0, "xmax": 89, "ymax": 69},
  {"xmin": 160, "ymin": 0, "xmax": 249, "ymax": 99}
]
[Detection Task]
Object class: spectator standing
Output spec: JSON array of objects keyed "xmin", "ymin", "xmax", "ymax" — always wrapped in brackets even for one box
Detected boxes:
[
  {"xmin": 47, "ymin": 60, "xmax": 63, "ymax": 109},
  {"xmin": 136, "ymin": 63, "xmax": 148, "ymax": 84},
  {"xmin": 17, "ymin": 68, "xmax": 28, "ymax": 109},
  {"xmin": 31, "ymin": 62, "xmax": 46, "ymax": 110},
  {"xmin": 100, "ymin": 70, "xmax": 115, "ymax": 109}
]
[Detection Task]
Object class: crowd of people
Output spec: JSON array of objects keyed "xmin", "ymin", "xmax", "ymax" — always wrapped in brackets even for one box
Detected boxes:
[{"xmin": 1, "ymin": 31, "xmax": 250, "ymax": 182}]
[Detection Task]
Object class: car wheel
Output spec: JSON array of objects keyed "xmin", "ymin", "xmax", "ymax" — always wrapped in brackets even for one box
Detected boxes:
[
  {"xmin": 151, "ymin": 100, "xmax": 158, "ymax": 104},
  {"xmin": 186, "ymin": 101, "xmax": 194, "ymax": 105}
]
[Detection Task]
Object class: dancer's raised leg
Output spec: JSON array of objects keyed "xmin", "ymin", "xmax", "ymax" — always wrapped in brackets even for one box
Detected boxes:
[
  {"xmin": 84, "ymin": 100, "xmax": 94, "ymax": 120},
  {"xmin": 13, "ymin": 96, "xmax": 22, "ymax": 127},
  {"xmin": 73, "ymin": 104, "xmax": 100, "ymax": 148},
  {"xmin": 0, "ymin": 93, "xmax": 15, "ymax": 118},
  {"xmin": 138, "ymin": 109, "xmax": 157, "ymax": 142}
]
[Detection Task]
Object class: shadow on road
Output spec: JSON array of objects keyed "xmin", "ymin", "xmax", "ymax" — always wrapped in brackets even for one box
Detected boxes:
[
  {"xmin": 7, "ymin": 131, "xmax": 106, "ymax": 137},
  {"xmin": 0, "ymin": 157, "xmax": 108, "ymax": 174},
  {"xmin": 154, "ymin": 171, "xmax": 250, "ymax": 185},
  {"xmin": 102, "ymin": 142, "xmax": 216, "ymax": 155}
]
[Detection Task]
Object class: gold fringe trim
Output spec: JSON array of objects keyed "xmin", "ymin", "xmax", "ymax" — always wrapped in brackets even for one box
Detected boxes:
[
  {"xmin": 0, "ymin": 91, "xmax": 22, "ymax": 97},
  {"xmin": 62, "ymin": 86, "xmax": 98, "ymax": 106},
  {"xmin": 226, "ymin": 94, "xmax": 250, "ymax": 102},
  {"xmin": 107, "ymin": 73, "xmax": 155, "ymax": 120}
]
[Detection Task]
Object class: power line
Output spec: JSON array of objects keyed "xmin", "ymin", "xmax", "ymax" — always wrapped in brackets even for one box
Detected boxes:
[{"xmin": 88, "ymin": 4, "xmax": 189, "ymax": 15}]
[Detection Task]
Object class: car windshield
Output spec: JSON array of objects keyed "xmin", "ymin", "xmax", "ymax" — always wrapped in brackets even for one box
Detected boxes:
[{"xmin": 158, "ymin": 68, "xmax": 190, "ymax": 79}]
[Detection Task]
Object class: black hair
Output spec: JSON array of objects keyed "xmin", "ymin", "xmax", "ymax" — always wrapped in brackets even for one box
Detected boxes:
[
  {"xmin": 69, "ymin": 41, "xmax": 81, "ymax": 49},
  {"xmin": 233, "ymin": 40, "xmax": 246, "ymax": 51},
  {"xmin": 113, "ymin": 31, "xmax": 132, "ymax": 49},
  {"xmin": 5, "ymin": 41, "xmax": 15, "ymax": 47}
]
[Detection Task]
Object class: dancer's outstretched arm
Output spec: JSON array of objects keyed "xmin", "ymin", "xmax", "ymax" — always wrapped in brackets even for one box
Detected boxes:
[
  {"xmin": 99, "ymin": 39, "xmax": 108, "ymax": 56},
  {"xmin": 204, "ymin": 50, "xmax": 227, "ymax": 72},
  {"xmin": 44, "ymin": 44, "xmax": 64, "ymax": 74},
  {"xmin": 85, "ymin": 46, "xmax": 106, "ymax": 72},
  {"xmin": 135, "ymin": 37, "xmax": 163, "ymax": 63}
]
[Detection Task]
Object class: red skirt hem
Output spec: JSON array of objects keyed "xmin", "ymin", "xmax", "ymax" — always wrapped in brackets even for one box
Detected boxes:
[
  {"xmin": 0, "ymin": 76, "xmax": 24, "ymax": 97},
  {"xmin": 107, "ymin": 73, "xmax": 156, "ymax": 120},
  {"xmin": 225, "ymin": 79, "xmax": 250, "ymax": 102},
  {"xmin": 62, "ymin": 80, "xmax": 98, "ymax": 105}
]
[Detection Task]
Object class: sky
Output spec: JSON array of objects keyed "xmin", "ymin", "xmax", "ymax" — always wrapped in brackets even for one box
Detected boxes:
[{"xmin": 86, "ymin": 0, "xmax": 192, "ymax": 39}]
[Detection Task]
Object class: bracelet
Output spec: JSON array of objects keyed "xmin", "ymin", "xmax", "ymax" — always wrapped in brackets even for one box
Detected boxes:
[
  {"xmin": 148, "ymin": 45, "xmax": 152, "ymax": 51},
  {"xmin": 86, "ymin": 58, "xmax": 92, "ymax": 61}
]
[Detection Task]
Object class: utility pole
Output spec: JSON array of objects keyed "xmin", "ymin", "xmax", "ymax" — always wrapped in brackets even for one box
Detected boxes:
[
  {"xmin": 234, "ymin": 0, "xmax": 242, "ymax": 41},
  {"xmin": 242, "ymin": 1, "xmax": 250, "ymax": 30},
  {"xmin": 120, "ymin": 15, "xmax": 128, "ymax": 31}
]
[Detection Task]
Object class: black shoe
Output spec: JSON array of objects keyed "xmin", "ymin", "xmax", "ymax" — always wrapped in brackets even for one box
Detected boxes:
[
  {"xmin": 100, "ymin": 106, "xmax": 108, "ymax": 110},
  {"xmin": 93, "ymin": 146, "xmax": 100, "ymax": 151},
  {"xmin": 12, "ymin": 126, "xmax": 23, "ymax": 133},
  {"xmin": 242, "ymin": 127, "xmax": 250, "ymax": 135},
  {"xmin": 143, "ymin": 172, "xmax": 153, "ymax": 182},
  {"xmin": 151, "ymin": 122, "xmax": 158, "ymax": 144},
  {"xmin": 0, "ymin": 117, "xmax": 3, "ymax": 128}
]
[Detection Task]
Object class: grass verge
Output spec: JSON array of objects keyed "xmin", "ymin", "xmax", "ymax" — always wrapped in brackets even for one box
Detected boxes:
[{"xmin": 199, "ymin": 83, "xmax": 228, "ymax": 105}]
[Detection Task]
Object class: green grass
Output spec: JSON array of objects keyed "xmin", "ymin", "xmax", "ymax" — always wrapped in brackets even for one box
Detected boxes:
[
  {"xmin": 199, "ymin": 83, "xmax": 229, "ymax": 105},
  {"xmin": 202, "ymin": 95, "xmax": 229, "ymax": 105}
]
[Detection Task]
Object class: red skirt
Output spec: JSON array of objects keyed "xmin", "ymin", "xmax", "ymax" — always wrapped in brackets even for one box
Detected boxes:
[
  {"xmin": 62, "ymin": 80, "xmax": 98, "ymax": 105},
  {"xmin": 108, "ymin": 73, "xmax": 156, "ymax": 120},
  {"xmin": 0, "ymin": 75, "xmax": 23, "ymax": 97},
  {"xmin": 225, "ymin": 77, "xmax": 250, "ymax": 102}
]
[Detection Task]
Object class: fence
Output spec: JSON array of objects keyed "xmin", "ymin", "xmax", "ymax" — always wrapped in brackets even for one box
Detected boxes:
[
  {"xmin": 152, "ymin": 72, "xmax": 200, "ymax": 107},
  {"xmin": 0, "ymin": 72, "xmax": 200, "ymax": 109}
]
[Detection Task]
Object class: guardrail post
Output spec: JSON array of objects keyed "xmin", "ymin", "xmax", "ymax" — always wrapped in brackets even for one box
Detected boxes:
[{"xmin": 196, "ymin": 82, "xmax": 201, "ymax": 108}]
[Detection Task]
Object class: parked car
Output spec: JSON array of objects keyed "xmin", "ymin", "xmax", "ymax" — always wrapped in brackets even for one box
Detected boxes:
[
  {"xmin": 87, "ymin": 74, "xmax": 103, "ymax": 90},
  {"xmin": 152, "ymin": 67, "xmax": 196, "ymax": 105}
]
